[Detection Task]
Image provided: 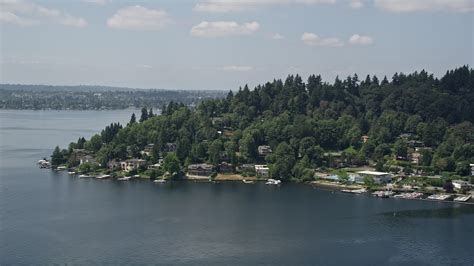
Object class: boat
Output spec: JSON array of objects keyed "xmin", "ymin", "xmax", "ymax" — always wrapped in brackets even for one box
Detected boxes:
[
  {"xmin": 96, "ymin": 174, "xmax": 111, "ymax": 179},
  {"xmin": 117, "ymin": 176, "xmax": 132, "ymax": 181},
  {"xmin": 342, "ymin": 188, "xmax": 367, "ymax": 194},
  {"xmin": 37, "ymin": 159, "xmax": 51, "ymax": 169},
  {"xmin": 372, "ymin": 191, "xmax": 395, "ymax": 198},
  {"xmin": 242, "ymin": 179, "xmax": 255, "ymax": 184},
  {"xmin": 67, "ymin": 171, "xmax": 76, "ymax": 175},
  {"xmin": 265, "ymin": 179, "xmax": 281, "ymax": 185},
  {"xmin": 392, "ymin": 192, "xmax": 424, "ymax": 199},
  {"xmin": 56, "ymin": 166, "xmax": 68, "ymax": 171},
  {"xmin": 453, "ymin": 195, "xmax": 471, "ymax": 202},
  {"xmin": 153, "ymin": 179, "xmax": 167, "ymax": 183}
]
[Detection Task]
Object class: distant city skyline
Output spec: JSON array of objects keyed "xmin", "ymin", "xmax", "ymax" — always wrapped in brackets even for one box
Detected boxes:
[{"xmin": 1, "ymin": 0, "xmax": 473, "ymax": 90}]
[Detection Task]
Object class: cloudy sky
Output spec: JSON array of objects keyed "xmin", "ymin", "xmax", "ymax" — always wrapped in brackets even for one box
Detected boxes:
[{"xmin": 1, "ymin": 0, "xmax": 473, "ymax": 90}]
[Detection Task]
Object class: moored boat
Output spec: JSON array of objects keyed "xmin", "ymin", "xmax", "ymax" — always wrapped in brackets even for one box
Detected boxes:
[
  {"xmin": 153, "ymin": 179, "xmax": 167, "ymax": 183},
  {"xmin": 265, "ymin": 179, "xmax": 281, "ymax": 185},
  {"xmin": 242, "ymin": 179, "xmax": 255, "ymax": 184}
]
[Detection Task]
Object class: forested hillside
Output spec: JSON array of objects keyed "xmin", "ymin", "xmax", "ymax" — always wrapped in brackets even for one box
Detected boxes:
[{"xmin": 54, "ymin": 66, "xmax": 474, "ymax": 180}]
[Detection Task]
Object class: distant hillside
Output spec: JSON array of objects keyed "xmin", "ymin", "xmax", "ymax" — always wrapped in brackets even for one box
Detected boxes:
[{"xmin": 0, "ymin": 84, "xmax": 227, "ymax": 110}]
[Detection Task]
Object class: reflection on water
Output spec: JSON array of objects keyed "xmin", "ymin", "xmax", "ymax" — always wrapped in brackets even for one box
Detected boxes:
[{"xmin": 381, "ymin": 205, "xmax": 474, "ymax": 219}]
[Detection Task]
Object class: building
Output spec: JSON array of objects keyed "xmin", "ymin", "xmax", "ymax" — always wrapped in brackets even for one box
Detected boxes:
[
  {"xmin": 218, "ymin": 162, "xmax": 234, "ymax": 173},
  {"xmin": 258, "ymin": 145, "xmax": 273, "ymax": 157},
  {"xmin": 165, "ymin": 143, "xmax": 177, "ymax": 153},
  {"xmin": 141, "ymin": 144, "xmax": 154, "ymax": 156},
  {"xmin": 470, "ymin": 164, "xmax": 474, "ymax": 176},
  {"xmin": 411, "ymin": 152, "xmax": 421, "ymax": 165},
  {"xmin": 120, "ymin": 159, "xmax": 146, "ymax": 171},
  {"xmin": 107, "ymin": 159, "xmax": 120, "ymax": 169},
  {"xmin": 361, "ymin": 135, "xmax": 369, "ymax": 143},
  {"xmin": 356, "ymin": 171, "xmax": 392, "ymax": 184},
  {"xmin": 187, "ymin": 164, "xmax": 213, "ymax": 176},
  {"xmin": 255, "ymin": 165, "xmax": 270, "ymax": 178},
  {"xmin": 147, "ymin": 159, "xmax": 164, "ymax": 170},
  {"xmin": 80, "ymin": 155, "xmax": 96, "ymax": 165},
  {"xmin": 453, "ymin": 180, "xmax": 471, "ymax": 191},
  {"xmin": 236, "ymin": 164, "xmax": 255, "ymax": 173}
]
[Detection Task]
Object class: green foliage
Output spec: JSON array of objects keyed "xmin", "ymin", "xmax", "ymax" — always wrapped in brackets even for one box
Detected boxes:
[{"xmin": 55, "ymin": 66, "xmax": 474, "ymax": 180}]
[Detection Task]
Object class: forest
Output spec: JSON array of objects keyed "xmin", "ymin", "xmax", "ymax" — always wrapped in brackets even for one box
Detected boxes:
[{"xmin": 52, "ymin": 66, "xmax": 474, "ymax": 181}]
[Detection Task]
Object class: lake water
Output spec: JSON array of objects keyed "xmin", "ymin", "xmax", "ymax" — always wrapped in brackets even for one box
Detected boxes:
[{"xmin": 1, "ymin": 110, "xmax": 473, "ymax": 265}]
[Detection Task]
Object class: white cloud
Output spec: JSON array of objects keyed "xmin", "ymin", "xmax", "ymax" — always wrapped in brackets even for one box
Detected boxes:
[
  {"xmin": 301, "ymin": 32, "xmax": 344, "ymax": 47},
  {"xmin": 0, "ymin": 0, "xmax": 87, "ymax": 27},
  {"xmin": 375, "ymin": 0, "xmax": 474, "ymax": 13},
  {"xmin": 271, "ymin": 33, "xmax": 284, "ymax": 39},
  {"xmin": 194, "ymin": 0, "xmax": 336, "ymax": 12},
  {"xmin": 349, "ymin": 34, "xmax": 374, "ymax": 45},
  {"xmin": 349, "ymin": 0, "xmax": 364, "ymax": 9},
  {"xmin": 107, "ymin": 5, "xmax": 170, "ymax": 31},
  {"xmin": 190, "ymin": 21, "xmax": 260, "ymax": 37}
]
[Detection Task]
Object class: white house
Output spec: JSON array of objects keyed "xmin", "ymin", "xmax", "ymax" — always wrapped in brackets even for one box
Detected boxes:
[
  {"xmin": 356, "ymin": 171, "xmax": 392, "ymax": 184},
  {"xmin": 120, "ymin": 159, "xmax": 146, "ymax": 171},
  {"xmin": 470, "ymin": 164, "xmax": 474, "ymax": 176},
  {"xmin": 452, "ymin": 180, "xmax": 471, "ymax": 191}
]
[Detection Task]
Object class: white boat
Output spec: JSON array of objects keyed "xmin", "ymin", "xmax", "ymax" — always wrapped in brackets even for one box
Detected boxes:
[
  {"xmin": 117, "ymin": 176, "xmax": 132, "ymax": 181},
  {"xmin": 57, "ymin": 166, "xmax": 68, "ymax": 171},
  {"xmin": 78, "ymin": 174, "xmax": 92, "ymax": 178},
  {"xmin": 454, "ymin": 195, "xmax": 472, "ymax": 202},
  {"xmin": 372, "ymin": 191, "xmax": 395, "ymax": 198},
  {"xmin": 153, "ymin": 179, "xmax": 167, "ymax": 183},
  {"xmin": 342, "ymin": 188, "xmax": 367, "ymax": 194},
  {"xmin": 96, "ymin": 174, "xmax": 111, "ymax": 179},
  {"xmin": 242, "ymin": 179, "xmax": 255, "ymax": 184},
  {"xmin": 265, "ymin": 179, "xmax": 281, "ymax": 185},
  {"xmin": 133, "ymin": 175, "xmax": 140, "ymax": 178},
  {"xmin": 68, "ymin": 171, "xmax": 76, "ymax": 175}
]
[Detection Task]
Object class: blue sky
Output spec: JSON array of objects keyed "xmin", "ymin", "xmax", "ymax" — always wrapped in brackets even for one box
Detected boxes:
[{"xmin": 1, "ymin": 0, "xmax": 473, "ymax": 90}]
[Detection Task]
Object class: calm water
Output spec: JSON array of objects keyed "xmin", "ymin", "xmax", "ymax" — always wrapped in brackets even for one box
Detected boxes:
[{"xmin": 1, "ymin": 110, "xmax": 473, "ymax": 265}]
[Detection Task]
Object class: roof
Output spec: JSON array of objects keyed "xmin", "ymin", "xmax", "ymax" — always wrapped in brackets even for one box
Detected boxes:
[
  {"xmin": 357, "ymin": 170, "xmax": 390, "ymax": 176},
  {"xmin": 188, "ymin": 164, "xmax": 213, "ymax": 170}
]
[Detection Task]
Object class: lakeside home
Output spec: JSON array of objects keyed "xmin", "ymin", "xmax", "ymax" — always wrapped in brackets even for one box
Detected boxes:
[
  {"xmin": 255, "ymin": 165, "xmax": 270, "ymax": 178},
  {"xmin": 120, "ymin": 159, "xmax": 146, "ymax": 171},
  {"xmin": 356, "ymin": 171, "xmax": 392, "ymax": 184},
  {"xmin": 187, "ymin": 163, "xmax": 213, "ymax": 176},
  {"xmin": 257, "ymin": 146, "xmax": 272, "ymax": 157},
  {"xmin": 452, "ymin": 180, "xmax": 471, "ymax": 191}
]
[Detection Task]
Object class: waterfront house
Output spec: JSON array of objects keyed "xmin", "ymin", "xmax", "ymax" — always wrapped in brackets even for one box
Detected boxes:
[
  {"xmin": 107, "ymin": 159, "xmax": 120, "ymax": 169},
  {"xmin": 218, "ymin": 162, "xmax": 234, "ymax": 173},
  {"xmin": 236, "ymin": 164, "xmax": 255, "ymax": 173},
  {"xmin": 80, "ymin": 155, "xmax": 96, "ymax": 165},
  {"xmin": 120, "ymin": 159, "xmax": 146, "ymax": 171},
  {"xmin": 356, "ymin": 171, "xmax": 392, "ymax": 184},
  {"xmin": 255, "ymin": 165, "xmax": 270, "ymax": 178},
  {"xmin": 258, "ymin": 145, "xmax": 272, "ymax": 157},
  {"xmin": 470, "ymin": 164, "xmax": 474, "ymax": 176},
  {"xmin": 147, "ymin": 158, "xmax": 164, "ymax": 170},
  {"xmin": 452, "ymin": 180, "xmax": 471, "ymax": 191},
  {"xmin": 188, "ymin": 163, "xmax": 213, "ymax": 176}
]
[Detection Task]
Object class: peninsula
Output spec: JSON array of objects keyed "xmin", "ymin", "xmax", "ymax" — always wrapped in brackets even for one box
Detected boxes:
[{"xmin": 49, "ymin": 66, "xmax": 474, "ymax": 198}]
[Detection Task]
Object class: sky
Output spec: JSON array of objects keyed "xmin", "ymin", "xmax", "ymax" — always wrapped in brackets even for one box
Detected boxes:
[{"xmin": 0, "ymin": 0, "xmax": 473, "ymax": 90}]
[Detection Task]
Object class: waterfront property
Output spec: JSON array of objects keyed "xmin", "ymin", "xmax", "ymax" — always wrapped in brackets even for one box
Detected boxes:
[
  {"xmin": 255, "ymin": 165, "xmax": 270, "ymax": 178},
  {"xmin": 452, "ymin": 180, "xmax": 471, "ymax": 191},
  {"xmin": 120, "ymin": 159, "xmax": 146, "ymax": 171},
  {"xmin": 140, "ymin": 144, "xmax": 154, "ymax": 156},
  {"xmin": 187, "ymin": 163, "xmax": 213, "ymax": 176},
  {"xmin": 356, "ymin": 171, "xmax": 392, "ymax": 184},
  {"xmin": 218, "ymin": 162, "xmax": 233, "ymax": 173},
  {"xmin": 80, "ymin": 155, "xmax": 96, "ymax": 165},
  {"xmin": 471, "ymin": 164, "xmax": 474, "ymax": 176}
]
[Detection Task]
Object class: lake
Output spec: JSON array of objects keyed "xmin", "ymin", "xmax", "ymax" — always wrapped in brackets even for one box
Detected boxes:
[{"xmin": 1, "ymin": 110, "xmax": 473, "ymax": 265}]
